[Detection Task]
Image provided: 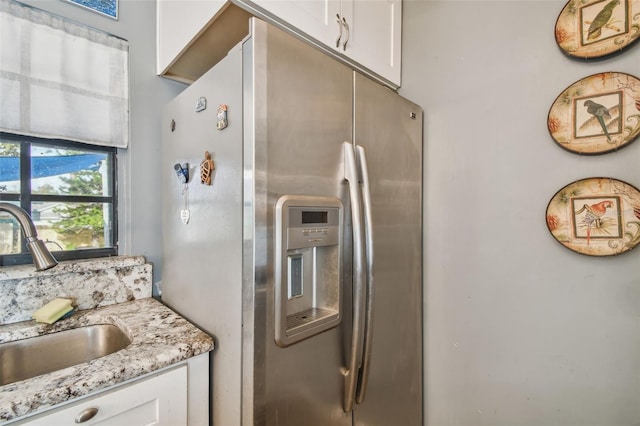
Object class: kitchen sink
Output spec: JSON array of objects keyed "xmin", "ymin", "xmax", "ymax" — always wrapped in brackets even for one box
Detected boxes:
[{"xmin": 0, "ymin": 324, "xmax": 132, "ymax": 386}]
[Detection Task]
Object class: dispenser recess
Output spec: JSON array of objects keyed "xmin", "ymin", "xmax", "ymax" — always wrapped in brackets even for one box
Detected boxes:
[{"xmin": 274, "ymin": 195, "xmax": 343, "ymax": 347}]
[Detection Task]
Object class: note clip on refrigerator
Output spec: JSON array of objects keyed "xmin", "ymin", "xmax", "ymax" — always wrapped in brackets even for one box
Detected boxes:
[{"xmin": 161, "ymin": 18, "xmax": 423, "ymax": 426}]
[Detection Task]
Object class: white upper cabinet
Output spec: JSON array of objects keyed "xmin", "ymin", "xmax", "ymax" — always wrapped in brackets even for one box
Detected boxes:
[
  {"xmin": 157, "ymin": 0, "xmax": 402, "ymax": 87},
  {"xmin": 344, "ymin": 0, "xmax": 401, "ymax": 86},
  {"xmin": 156, "ymin": 0, "xmax": 227, "ymax": 77},
  {"xmin": 249, "ymin": 0, "xmax": 401, "ymax": 86},
  {"xmin": 251, "ymin": 0, "xmax": 341, "ymax": 46}
]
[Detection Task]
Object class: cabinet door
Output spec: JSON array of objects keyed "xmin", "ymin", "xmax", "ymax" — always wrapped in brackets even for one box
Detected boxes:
[
  {"xmin": 250, "ymin": 0, "xmax": 401, "ymax": 86},
  {"xmin": 16, "ymin": 366, "xmax": 187, "ymax": 425},
  {"xmin": 342, "ymin": 0, "xmax": 401, "ymax": 86},
  {"xmin": 251, "ymin": 0, "xmax": 342, "ymax": 49}
]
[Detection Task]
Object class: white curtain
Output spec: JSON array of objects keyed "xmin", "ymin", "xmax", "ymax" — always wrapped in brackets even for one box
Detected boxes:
[{"xmin": 0, "ymin": 0, "xmax": 129, "ymax": 148}]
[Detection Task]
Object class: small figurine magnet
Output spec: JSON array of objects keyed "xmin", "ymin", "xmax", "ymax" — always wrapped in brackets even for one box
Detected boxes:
[
  {"xmin": 173, "ymin": 163, "xmax": 190, "ymax": 224},
  {"xmin": 217, "ymin": 104, "xmax": 228, "ymax": 130},
  {"xmin": 200, "ymin": 151, "xmax": 215, "ymax": 185},
  {"xmin": 174, "ymin": 163, "xmax": 189, "ymax": 184},
  {"xmin": 180, "ymin": 207, "xmax": 190, "ymax": 224},
  {"xmin": 196, "ymin": 96, "xmax": 207, "ymax": 112}
]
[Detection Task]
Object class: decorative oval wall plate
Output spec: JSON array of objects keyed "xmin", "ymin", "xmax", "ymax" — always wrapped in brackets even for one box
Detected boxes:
[
  {"xmin": 555, "ymin": 0, "xmax": 640, "ymax": 59},
  {"xmin": 546, "ymin": 177, "xmax": 640, "ymax": 256},
  {"xmin": 547, "ymin": 72, "xmax": 640, "ymax": 154}
]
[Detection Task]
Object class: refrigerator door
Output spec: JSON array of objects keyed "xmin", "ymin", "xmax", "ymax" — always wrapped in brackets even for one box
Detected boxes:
[
  {"xmin": 352, "ymin": 73, "xmax": 424, "ymax": 425},
  {"xmin": 247, "ymin": 20, "xmax": 354, "ymax": 426},
  {"xmin": 161, "ymin": 44, "xmax": 245, "ymax": 426}
]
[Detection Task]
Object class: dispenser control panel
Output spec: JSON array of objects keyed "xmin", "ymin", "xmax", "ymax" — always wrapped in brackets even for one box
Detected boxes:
[
  {"xmin": 274, "ymin": 195, "xmax": 343, "ymax": 347},
  {"xmin": 287, "ymin": 206, "xmax": 340, "ymax": 250}
]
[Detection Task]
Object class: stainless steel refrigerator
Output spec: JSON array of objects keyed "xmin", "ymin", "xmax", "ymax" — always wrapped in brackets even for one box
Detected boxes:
[{"xmin": 161, "ymin": 19, "xmax": 423, "ymax": 426}]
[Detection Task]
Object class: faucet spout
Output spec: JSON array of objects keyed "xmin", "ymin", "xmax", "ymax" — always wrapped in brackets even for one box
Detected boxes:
[{"xmin": 0, "ymin": 203, "xmax": 58, "ymax": 271}]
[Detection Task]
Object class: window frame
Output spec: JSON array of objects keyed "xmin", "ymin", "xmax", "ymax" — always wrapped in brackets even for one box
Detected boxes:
[{"xmin": 0, "ymin": 132, "xmax": 118, "ymax": 266}]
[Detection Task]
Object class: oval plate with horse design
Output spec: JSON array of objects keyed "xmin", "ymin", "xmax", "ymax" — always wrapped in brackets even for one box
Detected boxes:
[
  {"xmin": 555, "ymin": 0, "xmax": 640, "ymax": 59},
  {"xmin": 546, "ymin": 177, "xmax": 640, "ymax": 256},
  {"xmin": 547, "ymin": 72, "xmax": 640, "ymax": 154}
]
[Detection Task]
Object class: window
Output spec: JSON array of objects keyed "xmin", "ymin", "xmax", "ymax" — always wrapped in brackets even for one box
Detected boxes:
[{"xmin": 0, "ymin": 133, "xmax": 117, "ymax": 266}]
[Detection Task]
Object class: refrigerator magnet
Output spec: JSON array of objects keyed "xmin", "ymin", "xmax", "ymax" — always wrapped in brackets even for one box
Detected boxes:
[
  {"xmin": 196, "ymin": 96, "xmax": 207, "ymax": 112},
  {"xmin": 217, "ymin": 104, "xmax": 228, "ymax": 130},
  {"xmin": 174, "ymin": 163, "xmax": 189, "ymax": 184},
  {"xmin": 200, "ymin": 151, "xmax": 215, "ymax": 185}
]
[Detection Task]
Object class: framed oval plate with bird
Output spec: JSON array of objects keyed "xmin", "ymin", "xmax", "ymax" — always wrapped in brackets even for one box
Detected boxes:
[
  {"xmin": 546, "ymin": 177, "xmax": 640, "ymax": 256},
  {"xmin": 547, "ymin": 72, "xmax": 640, "ymax": 154},
  {"xmin": 555, "ymin": 0, "xmax": 640, "ymax": 59}
]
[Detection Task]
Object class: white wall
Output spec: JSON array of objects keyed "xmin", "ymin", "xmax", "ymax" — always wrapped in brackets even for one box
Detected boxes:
[
  {"xmin": 400, "ymin": 1, "xmax": 639, "ymax": 425},
  {"xmin": 18, "ymin": 0, "xmax": 185, "ymax": 289},
  {"xmin": 13, "ymin": 1, "xmax": 638, "ymax": 423}
]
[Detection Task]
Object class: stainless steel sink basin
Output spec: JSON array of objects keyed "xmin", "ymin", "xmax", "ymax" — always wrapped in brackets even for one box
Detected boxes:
[{"xmin": 0, "ymin": 324, "xmax": 131, "ymax": 386}]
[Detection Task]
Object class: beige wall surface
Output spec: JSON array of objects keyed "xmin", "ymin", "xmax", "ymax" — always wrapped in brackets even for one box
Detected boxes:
[
  {"xmin": 400, "ymin": 1, "xmax": 639, "ymax": 425},
  {"xmin": 17, "ymin": 0, "xmax": 185, "ymax": 291}
]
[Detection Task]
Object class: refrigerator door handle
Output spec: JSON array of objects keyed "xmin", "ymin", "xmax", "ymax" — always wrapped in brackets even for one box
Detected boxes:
[
  {"xmin": 342, "ymin": 142, "xmax": 367, "ymax": 413},
  {"xmin": 355, "ymin": 145, "xmax": 374, "ymax": 404}
]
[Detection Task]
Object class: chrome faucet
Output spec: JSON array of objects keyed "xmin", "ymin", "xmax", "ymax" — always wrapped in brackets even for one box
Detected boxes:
[{"xmin": 0, "ymin": 202, "xmax": 58, "ymax": 271}]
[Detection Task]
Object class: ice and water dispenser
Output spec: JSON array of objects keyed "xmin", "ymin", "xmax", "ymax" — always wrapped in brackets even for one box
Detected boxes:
[{"xmin": 274, "ymin": 195, "xmax": 343, "ymax": 347}]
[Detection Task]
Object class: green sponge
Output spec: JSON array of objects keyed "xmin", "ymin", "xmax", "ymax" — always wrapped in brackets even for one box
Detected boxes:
[{"xmin": 32, "ymin": 298, "xmax": 73, "ymax": 324}]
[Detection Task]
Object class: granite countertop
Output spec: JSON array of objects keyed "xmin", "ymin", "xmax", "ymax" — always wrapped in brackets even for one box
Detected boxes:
[{"xmin": 0, "ymin": 297, "xmax": 214, "ymax": 422}]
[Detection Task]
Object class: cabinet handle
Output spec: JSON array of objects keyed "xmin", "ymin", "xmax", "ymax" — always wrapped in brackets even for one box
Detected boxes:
[
  {"xmin": 75, "ymin": 407, "xmax": 99, "ymax": 423},
  {"xmin": 342, "ymin": 17, "xmax": 349, "ymax": 51},
  {"xmin": 335, "ymin": 13, "xmax": 343, "ymax": 48}
]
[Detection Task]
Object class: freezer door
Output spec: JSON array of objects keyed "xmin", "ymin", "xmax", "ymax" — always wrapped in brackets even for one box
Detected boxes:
[
  {"xmin": 161, "ymin": 43, "xmax": 245, "ymax": 426},
  {"xmin": 247, "ymin": 20, "xmax": 353, "ymax": 426},
  {"xmin": 352, "ymin": 73, "xmax": 424, "ymax": 425}
]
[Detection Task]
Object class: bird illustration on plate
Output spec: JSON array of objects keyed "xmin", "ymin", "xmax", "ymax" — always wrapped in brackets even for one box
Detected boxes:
[
  {"xmin": 574, "ymin": 200, "xmax": 615, "ymax": 245},
  {"xmin": 585, "ymin": 0, "xmax": 621, "ymax": 41},
  {"xmin": 580, "ymin": 100, "xmax": 619, "ymax": 141}
]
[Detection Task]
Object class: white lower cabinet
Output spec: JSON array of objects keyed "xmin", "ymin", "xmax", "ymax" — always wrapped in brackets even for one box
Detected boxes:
[
  {"xmin": 12, "ymin": 354, "xmax": 210, "ymax": 426},
  {"xmin": 17, "ymin": 367, "xmax": 186, "ymax": 425}
]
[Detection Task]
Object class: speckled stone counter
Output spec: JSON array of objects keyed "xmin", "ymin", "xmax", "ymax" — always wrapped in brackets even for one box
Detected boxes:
[{"xmin": 0, "ymin": 297, "xmax": 214, "ymax": 422}]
